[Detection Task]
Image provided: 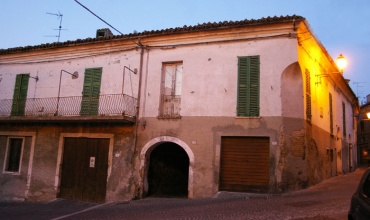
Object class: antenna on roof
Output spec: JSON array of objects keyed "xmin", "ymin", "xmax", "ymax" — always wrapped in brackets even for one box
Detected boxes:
[
  {"xmin": 45, "ymin": 11, "xmax": 66, "ymax": 42},
  {"xmin": 353, "ymin": 82, "xmax": 366, "ymax": 99}
]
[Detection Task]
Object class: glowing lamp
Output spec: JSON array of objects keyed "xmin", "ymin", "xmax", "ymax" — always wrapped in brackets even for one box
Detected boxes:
[
  {"xmin": 336, "ymin": 54, "xmax": 347, "ymax": 73},
  {"xmin": 367, "ymin": 112, "xmax": 370, "ymax": 119}
]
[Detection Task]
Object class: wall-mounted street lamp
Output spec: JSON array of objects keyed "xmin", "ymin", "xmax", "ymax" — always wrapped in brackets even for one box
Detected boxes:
[
  {"xmin": 61, "ymin": 70, "xmax": 79, "ymax": 79},
  {"xmin": 315, "ymin": 54, "xmax": 348, "ymax": 85},
  {"xmin": 122, "ymin": 66, "xmax": 137, "ymax": 96},
  {"xmin": 367, "ymin": 112, "xmax": 370, "ymax": 120},
  {"xmin": 55, "ymin": 69, "xmax": 79, "ymax": 116},
  {"xmin": 336, "ymin": 54, "xmax": 347, "ymax": 73}
]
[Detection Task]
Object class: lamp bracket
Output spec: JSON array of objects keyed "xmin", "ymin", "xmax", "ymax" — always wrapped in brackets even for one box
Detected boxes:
[
  {"xmin": 124, "ymin": 66, "xmax": 137, "ymax": 74},
  {"xmin": 315, "ymin": 74, "xmax": 330, "ymax": 85},
  {"xmin": 27, "ymin": 75, "xmax": 39, "ymax": 82},
  {"xmin": 61, "ymin": 69, "xmax": 79, "ymax": 79}
]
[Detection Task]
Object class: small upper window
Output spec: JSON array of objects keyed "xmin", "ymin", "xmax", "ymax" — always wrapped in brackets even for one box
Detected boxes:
[
  {"xmin": 159, "ymin": 62, "xmax": 183, "ymax": 118},
  {"xmin": 4, "ymin": 137, "xmax": 24, "ymax": 173}
]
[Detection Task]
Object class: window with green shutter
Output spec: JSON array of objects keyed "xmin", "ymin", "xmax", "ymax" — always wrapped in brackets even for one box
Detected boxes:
[
  {"xmin": 342, "ymin": 102, "xmax": 346, "ymax": 137},
  {"xmin": 329, "ymin": 93, "xmax": 333, "ymax": 135},
  {"xmin": 11, "ymin": 74, "xmax": 29, "ymax": 116},
  {"xmin": 237, "ymin": 56, "xmax": 260, "ymax": 117},
  {"xmin": 305, "ymin": 70, "xmax": 312, "ymax": 122},
  {"xmin": 80, "ymin": 68, "xmax": 102, "ymax": 116}
]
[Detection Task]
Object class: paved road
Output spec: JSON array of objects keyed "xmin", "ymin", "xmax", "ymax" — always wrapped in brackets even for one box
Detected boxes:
[{"xmin": 0, "ymin": 168, "xmax": 366, "ymax": 220}]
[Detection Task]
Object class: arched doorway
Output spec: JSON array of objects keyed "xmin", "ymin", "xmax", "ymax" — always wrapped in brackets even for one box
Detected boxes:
[
  {"xmin": 147, "ymin": 142, "xmax": 189, "ymax": 197},
  {"xmin": 140, "ymin": 136, "xmax": 195, "ymax": 198}
]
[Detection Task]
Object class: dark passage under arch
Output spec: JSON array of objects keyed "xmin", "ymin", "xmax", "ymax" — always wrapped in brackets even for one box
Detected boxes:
[{"xmin": 147, "ymin": 142, "xmax": 189, "ymax": 197}]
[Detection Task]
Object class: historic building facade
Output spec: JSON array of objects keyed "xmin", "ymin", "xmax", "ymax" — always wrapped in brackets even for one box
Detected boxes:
[{"xmin": 0, "ymin": 15, "xmax": 359, "ymax": 202}]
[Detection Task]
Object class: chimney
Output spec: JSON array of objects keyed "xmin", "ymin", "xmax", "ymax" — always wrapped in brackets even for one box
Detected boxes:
[{"xmin": 96, "ymin": 28, "xmax": 113, "ymax": 38}]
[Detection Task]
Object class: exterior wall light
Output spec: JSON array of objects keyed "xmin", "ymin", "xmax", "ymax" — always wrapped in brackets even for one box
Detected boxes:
[
  {"xmin": 55, "ymin": 69, "xmax": 79, "ymax": 115},
  {"xmin": 336, "ymin": 54, "xmax": 347, "ymax": 73},
  {"xmin": 315, "ymin": 54, "xmax": 347, "ymax": 85},
  {"xmin": 367, "ymin": 112, "xmax": 370, "ymax": 120}
]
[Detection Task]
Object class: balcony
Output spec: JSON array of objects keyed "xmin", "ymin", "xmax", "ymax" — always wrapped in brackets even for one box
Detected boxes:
[{"xmin": 0, "ymin": 94, "xmax": 137, "ymax": 124}]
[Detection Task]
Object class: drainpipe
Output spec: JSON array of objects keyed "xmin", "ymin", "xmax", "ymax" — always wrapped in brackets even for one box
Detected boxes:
[
  {"xmin": 133, "ymin": 40, "xmax": 145, "ymax": 160},
  {"xmin": 131, "ymin": 40, "xmax": 145, "ymax": 199}
]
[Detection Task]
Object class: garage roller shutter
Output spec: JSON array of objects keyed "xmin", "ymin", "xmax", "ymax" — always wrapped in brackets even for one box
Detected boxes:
[{"xmin": 220, "ymin": 136, "xmax": 269, "ymax": 193}]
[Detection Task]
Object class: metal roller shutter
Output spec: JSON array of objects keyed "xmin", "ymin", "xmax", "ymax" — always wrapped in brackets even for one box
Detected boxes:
[{"xmin": 220, "ymin": 136, "xmax": 269, "ymax": 193}]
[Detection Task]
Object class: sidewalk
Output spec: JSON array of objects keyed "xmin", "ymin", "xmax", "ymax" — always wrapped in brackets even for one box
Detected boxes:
[
  {"xmin": 0, "ymin": 167, "xmax": 366, "ymax": 220},
  {"xmin": 0, "ymin": 199, "xmax": 100, "ymax": 220}
]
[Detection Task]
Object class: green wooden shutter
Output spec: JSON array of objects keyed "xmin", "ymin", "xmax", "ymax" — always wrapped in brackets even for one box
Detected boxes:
[
  {"xmin": 237, "ymin": 56, "xmax": 260, "ymax": 117},
  {"xmin": 249, "ymin": 56, "xmax": 260, "ymax": 116},
  {"xmin": 305, "ymin": 70, "xmax": 312, "ymax": 122},
  {"xmin": 11, "ymin": 74, "xmax": 29, "ymax": 116},
  {"xmin": 329, "ymin": 93, "xmax": 333, "ymax": 134},
  {"xmin": 80, "ymin": 68, "xmax": 102, "ymax": 116},
  {"xmin": 342, "ymin": 102, "xmax": 346, "ymax": 137}
]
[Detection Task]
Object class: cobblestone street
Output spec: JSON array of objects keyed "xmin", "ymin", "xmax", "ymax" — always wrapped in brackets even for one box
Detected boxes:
[{"xmin": 0, "ymin": 168, "xmax": 365, "ymax": 220}]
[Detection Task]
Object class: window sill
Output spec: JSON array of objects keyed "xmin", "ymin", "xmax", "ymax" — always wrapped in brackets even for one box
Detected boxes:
[
  {"xmin": 2, "ymin": 171, "xmax": 21, "ymax": 175},
  {"xmin": 157, "ymin": 116, "xmax": 182, "ymax": 119},
  {"xmin": 235, "ymin": 116, "xmax": 261, "ymax": 119}
]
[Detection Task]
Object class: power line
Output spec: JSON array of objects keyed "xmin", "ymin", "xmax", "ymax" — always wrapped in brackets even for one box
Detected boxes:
[{"xmin": 74, "ymin": 0, "xmax": 141, "ymax": 47}]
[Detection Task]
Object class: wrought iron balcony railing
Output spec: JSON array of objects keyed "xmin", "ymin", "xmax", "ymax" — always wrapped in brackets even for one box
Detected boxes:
[{"xmin": 0, "ymin": 94, "xmax": 137, "ymax": 120}]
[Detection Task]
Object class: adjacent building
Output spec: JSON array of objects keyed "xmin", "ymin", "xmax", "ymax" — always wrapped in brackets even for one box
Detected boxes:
[
  {"xmin": 358, "ymin": 95, "xmax": 370, "ymax": 165},
  {"xmin": 0, "ymin": 15, "xmax": 359, "ymax": 203}
]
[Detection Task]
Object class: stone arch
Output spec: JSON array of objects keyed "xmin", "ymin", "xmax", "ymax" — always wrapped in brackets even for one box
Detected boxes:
[
  {"xmin": 281, "ymin": 62, "xmax": 304, "ymax": 118},
  {"xmin": 140, "ymin": 136, "xmax": 194, "ymax": 198}
]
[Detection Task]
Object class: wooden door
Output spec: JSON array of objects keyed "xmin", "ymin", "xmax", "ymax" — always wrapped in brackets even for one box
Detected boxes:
[
  {"xmin": 59, "ymin": 138, "xmax": 109, "ymax": 203},
  {"xmin": 219, "ymin": 136, "xmax": 269, "ymax": 193}
]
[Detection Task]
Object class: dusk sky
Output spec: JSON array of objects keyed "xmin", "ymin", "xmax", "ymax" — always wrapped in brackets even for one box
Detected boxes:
[{"xmin": 1, "ymin": 0, "xmax": 369, "ymax": 102}]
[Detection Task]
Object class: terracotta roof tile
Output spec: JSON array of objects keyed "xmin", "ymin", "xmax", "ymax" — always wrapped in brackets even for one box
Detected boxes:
[{"xmin": 0, "ymin": 15, "xmax": 304, "ymax": 54}]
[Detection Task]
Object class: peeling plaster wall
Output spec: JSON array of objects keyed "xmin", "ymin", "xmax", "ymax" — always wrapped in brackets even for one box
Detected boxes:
[
  {"xmin": 0, "ymin": 124, "xmax": 135, "ymax": 202},
  {"xmin": 136, "ymin": 116, "xmax": 339, "ymax": 198},
  {"xmin": 140, "ymin": 38, "xmax": 298, "ymax": 118},
  {"xmin": 0, "ymin": 50, "xmax": 141, "ymax": 100},
  {"xmin": 0, "ymin": 135, "xmax": 33, "ymax": 201},
  {"xmin": 137, "ymin": 116, "xmax": 283, "ymax": 198},
  {"xmin": 0, "ymin": 20, "xmax": 358, "ymax": 202},
  {"xmin": 137, "ymin": 37, "xmax": 301, "ymax": 197},
  {"xmin": 297, "ymin": 22, "xmax": 357, "ymax": 176}
]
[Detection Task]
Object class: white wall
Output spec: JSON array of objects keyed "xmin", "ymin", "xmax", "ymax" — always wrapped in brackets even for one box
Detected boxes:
[
  {"xmin": 141, "ymin": 38, "xmax": 298, "ymax": 118},
  {"xmin": 0, "ymin": 50, "xmax": 141, "ymax": 100}
]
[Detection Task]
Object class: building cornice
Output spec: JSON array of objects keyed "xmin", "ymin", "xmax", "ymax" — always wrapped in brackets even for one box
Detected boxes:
[
  {"xmin": 0, "ymin": 15, "xmax": 303, "ymax": 55},
  {"xmin": 0, "ymin": 19, "xmax": 299, "ymax": 64}
]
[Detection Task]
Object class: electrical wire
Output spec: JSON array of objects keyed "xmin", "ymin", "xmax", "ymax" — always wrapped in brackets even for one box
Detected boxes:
[{"xmin": 74, "ymin": 0, "xmax": 141, "ymax": 47}]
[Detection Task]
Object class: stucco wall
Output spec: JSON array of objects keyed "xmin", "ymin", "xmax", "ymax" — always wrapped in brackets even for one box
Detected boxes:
[
  {"xmin": 0, "ymin": 124, "xmax": 135, "ymax": 202},
  {"xmin": 0, "ymin": 19, "xmax": 358, "ymax": 201},
  {"xmin": 140, "ymin": 38, "xmax": 298, "ymax": 118},
  {"xmin": 0, "ymin": 135, "xmax": 33, "ymax": 200},
  {"xmin": 137, "ymin": 116, "xmax": 283, "ymax": 198},
  {"xmin": 0, "ymin": 50, "xmax": 141, "ymax": 100}
]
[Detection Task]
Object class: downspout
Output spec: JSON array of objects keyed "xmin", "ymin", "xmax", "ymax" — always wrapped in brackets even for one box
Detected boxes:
[
  {"xmin": 131, "ymin": 38, "xmax": 145, "ymax": 199},
  {"xmin": 131, "ymin": 40, "xmax": 145, "ymax": 199},
  {"xmin": 132, "ymin": 40, "xmax": 145, "ymax": 162}
]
